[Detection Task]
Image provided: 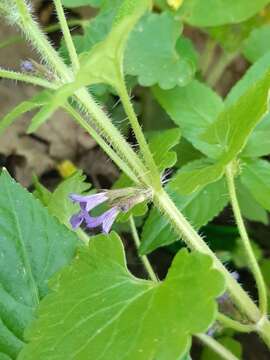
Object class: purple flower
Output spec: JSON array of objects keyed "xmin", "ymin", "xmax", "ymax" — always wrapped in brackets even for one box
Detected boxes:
[
  {"xmin": 70, "ymin": 192, "xmax": 108, "ymax": 211},
  {"xmin": 85, "ymin": 207, "xmax": 120, "ymax": 234},
  {"xmin": 69, "ymin": 192, "xmax": 120, "ymax": 233},
  {"xmin": 21, "ymin": 60, "xmax": 34, "ymax": 72}
]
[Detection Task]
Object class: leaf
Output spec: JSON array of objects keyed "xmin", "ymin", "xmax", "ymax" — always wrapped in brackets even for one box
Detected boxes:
[
  {"xmin": 237, "ymin": 182, "xmax": 268, "ymax": 225},
  {"xmin": 0, "ymin": 169, "xmax": 78, "ymax": 359},
  {"xmin": 201, "ymin": 337, "xmax": 242, "ymax": 360},
  {"xmin": 243, "ymin": 25, "xmax": 270, "ymax": 63},
  {"xmin": 240, "ymin": 159, "xmax": 270, "ymax": 211},
  {"xmin": 242, "ymin": 112, "xmax": 270, "ymax": 157},
  {"xmin": 152, "ymin": 80, "xmax": 224, "ymax": 157},
  {"xmin": 140, "ymin": 171, "xmax": 228, "ymax": 254},
  {"xmin": 62, "ymin": 0, "xmax": 102, "ymax": 7},
  {"xmin": 179, "ymin": 0, "xmax": 270, "ymax": 27},
  {"xmin": 201, "ymin": 69, "xmax": 270, "ymax": 164},
  {"xmin": 18, "ymin": 233, "xmax": 225, "ymax": 360},
  {"xmin": 170, "ymin": 159, "xmax": 224, "ymax": 195},
  {"xmin": 0, "ymin": 91, "xmax": 52, "ymax": 135},
  {"xmin": 147, "ymin": 128, "xmax": 181, "ymax": 172},
  {"xmin": 125, "ymin": 11, "xmax": 195, "ymax": 89}
]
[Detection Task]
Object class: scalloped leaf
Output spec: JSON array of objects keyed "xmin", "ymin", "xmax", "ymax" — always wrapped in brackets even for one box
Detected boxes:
[
  {"xmin": 18, "ymin": 233, "xmax": 225, "ymax": 360},
  {"xmin": 179, "ymin": 0, "xmax": 270, "ymax": 27},
  {"xmin": 0, "ymin": 170, "xmax": 78, "ymax": 359},
  {"xmin": 243, "ymin": 25, "xmax": 270, "ymax": 63},
  {"xmin": 125, "ymin": 11, "xmax": 195, "ymax": 89},
  {"xmin": 140, "ymin": 170, "xmax": 228, "ymax": 254}
]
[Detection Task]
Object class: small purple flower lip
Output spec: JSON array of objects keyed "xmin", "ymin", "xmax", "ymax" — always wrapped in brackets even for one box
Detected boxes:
[{"xmin": 69, "ymin": 192, "xmax": 108, "ymax": 212}]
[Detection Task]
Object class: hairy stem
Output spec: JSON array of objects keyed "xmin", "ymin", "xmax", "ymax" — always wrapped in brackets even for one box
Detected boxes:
[
  {"xmin": 129, "ymin": 216, "xmax": 158, "ymax": 282},
  {"xmin": 117, "ymin": 79, "xmax": 161, "ymax": 189},
  {"xmin": 65, "ymin": 104, "xmax": 139, "ymax": 184},
  {"xmin": 54, "ymin": 0, "xmax": 80, "ymax": 73},
  {"xmin": 225, "ymin": 163, "xmax": 268, "ymax": 316},
  {"xmin": 197, "ymin": 334, "xmax": 240, "ymax": 360},
  {"xmin": 0, "ymin": 68, "xmax": 57, "ymax": 89},
  {"xmin": 207, "ymin": 51, "xmax": 238, "ymax": 88}
]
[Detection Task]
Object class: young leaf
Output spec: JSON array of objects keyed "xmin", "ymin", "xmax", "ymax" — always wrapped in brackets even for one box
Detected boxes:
[
  {"xmin": 179, "ymin": 0, "xmax": 270, "ymax": 27},
  {"xmin": 201, "ymin": 69, "xmax": 270, "ymax": 164},
  {"xmin": 140, "ymin": 174, "xmax": 228, "ymax": 254},
  {"xmin": 240, "ymin": 159, "xmax": 270, "ymax": 211},
  {"xmin": 18, "ymin": 233, "xmax": 225, "ymax": 360},
  {"xmin": 152, "ymin": 80, "xmax": 224, "ymax": 157},
  {"xmin": 0, "ymin": 170, "xmax": 78, "ymax": 359},
  {"xmin": 243, "ymin": 25, "xmax": 270, "ymax": 63},
  {"xmin": 147, "ymin": 128, "xmax": 181, "ymax": 172},
  {"xmin": 125, "ymin": 11, "xmax": 195, "ymax": 89}
]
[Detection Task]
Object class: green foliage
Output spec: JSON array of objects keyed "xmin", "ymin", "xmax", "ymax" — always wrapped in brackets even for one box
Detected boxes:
[
  {"xmin": 140, "ymin": 169, "xmax": 228, "ymax": 254},
  {"xmin": 125, "ymin": 11, "xmax": 195, "ymax": 89},
  {"xmin": 237, "ymin": 182, "xmax": 269, "ymax": 225},
  {"xmin": 62, "ymin": 0, "xmax": 102, "ymax": 7},
  {"xmin": 179, "ymin": 0, "xmax": 270, "ymax": 27},
  {"xmin": 170, "ymin": 159, "xmax": 224, "ymax": 195},
  {"xmin": 153, "ymin": 80, "xmax": 224, "ymax": 157},
  {"xmin": 243, "ymin": 25, "xmax": 270, "ymax": 63},
  {"xmin": 147, "ymin": 128, "xmax": 181, "ymax": 172},
  {"xmin": 240, "ymin": 159, "xmax": 270, "ymax": 211},
  {"xmin": 0, "ymin": 170, "xmax": 78, "ymax": 359},
  {"xmin": 201, "ymin": 69, "xmax": 270, "ymax": 164},
  {"xmin": 18, "ymin": 233, "xmax": 225, "ymax": 360}
]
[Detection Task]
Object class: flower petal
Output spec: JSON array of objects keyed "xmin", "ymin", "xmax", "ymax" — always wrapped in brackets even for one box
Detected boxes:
[
  {"xmin": 101, "ymin": 207, "xmax": 120, "ymax": 233},
  {"xmin": 70, "ymin": 211, "xmax": 85, "ymax": 229},
  {"xmin": 69, "ymin": 192, "xmax": 108, "ymax": 211}
]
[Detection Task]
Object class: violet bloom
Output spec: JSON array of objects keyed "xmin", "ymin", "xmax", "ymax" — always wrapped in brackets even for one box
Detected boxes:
[
  {"xmin": 85, "ymin": 207, "xmax": 120, "ymax": 234},
  {"xmin": 21, "ymin": 60, "xmax": 34, "ymax": 73},
  {"xmin": 69, "ymin": 192, "xmax": 120, "ymax": 233}
]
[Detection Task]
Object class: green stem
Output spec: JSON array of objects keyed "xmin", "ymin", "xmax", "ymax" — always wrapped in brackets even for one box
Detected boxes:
[
  {"xmin": 54, "ymin": 0, "xmax": 80, "ymax": 73},
  {"xmin": 129, "ymin": 216, "xmax": 158, "ymax": 282},
  {"xmin": 117, "ymin": 79, "xmax": 161, "ymax": 189},
  {"xmin": 0, "ymin": 68, "xmax": 57, "ymax": 89},
  {"xmin": 207, "ymin": 51, "xmax": 237, "ymax": 88},
  {"xmin": 217, "ymin": 313, "xmax": 255, "ymax": 333},
  {"xmin": 65, "ymin": 104, "xmax": 139, "ymax": 184},
  {"xmin": 225, "ymin": 163, "xmax": 268, "ymax": 316},
  {"xmin": 197, "ymin": 334, "xmax": 240, "ymax": 360}
]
